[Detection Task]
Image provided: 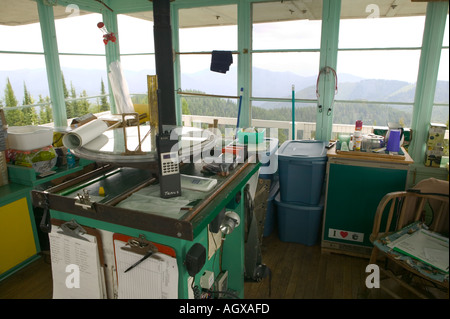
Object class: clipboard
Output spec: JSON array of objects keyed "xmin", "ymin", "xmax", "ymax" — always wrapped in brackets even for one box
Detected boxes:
[
  {"xmin": 49, "ymin": 219, "xmax": 107, "ymax": 299},
  {"xmin": 113, "ymin": 233, "xmax": 178, "ymax": 299}
]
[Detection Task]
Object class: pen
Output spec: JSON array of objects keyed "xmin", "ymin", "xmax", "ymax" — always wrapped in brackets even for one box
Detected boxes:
[{"xmin": 124, "ymin": 251, "xmax": 153, "ymax": 273}]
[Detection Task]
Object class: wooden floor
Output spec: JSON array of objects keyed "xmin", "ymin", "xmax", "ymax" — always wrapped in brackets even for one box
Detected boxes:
[{"xmin": 0, "ymin": 230, "xmax": 442, "ymax": 299}]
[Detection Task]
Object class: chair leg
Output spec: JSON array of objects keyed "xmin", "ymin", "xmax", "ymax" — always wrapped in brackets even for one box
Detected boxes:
[{"xmin": 369, "ymin": 247, "xmax": 379, "ymax": 264}]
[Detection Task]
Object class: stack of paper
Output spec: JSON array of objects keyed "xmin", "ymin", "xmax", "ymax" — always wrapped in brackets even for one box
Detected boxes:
[
  {"xmin": 114, "ymin": 239, "xmax": 178, "ymax": 299},
  {"xmin": 388, "ymin": 229, "xmax": 449, "ymax": 273},
  {"xmin": 49, "ymin": 228, "xmax": 106, "ymax": 299}
]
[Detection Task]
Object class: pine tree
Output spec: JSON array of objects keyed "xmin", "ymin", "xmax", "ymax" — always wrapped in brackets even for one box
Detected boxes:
[
  {"xmin": 62, "ymin": 72, "xmax": 73, "ymax": 119},
  {"xmin": 3, "ymin": 78, "xmax": 24, "ymax": 126},
  {"xmin": 79, "ymin": 90, "xmax": 90, "ymax": 116},
  {"xmin": 70, "ymin": 82, "xmax": 79, "ymax": 118},
  {"xmin": 100, "ymin": 78, "xmax": 110, "ymax": 111},
  {"xmin": 22, "ymin": 83, "xmax": 38, "ymax": 125},
  {"xmin": 38, "ymin": 94, "xmax": 52, "ymax": 124},
  {"xmin": 182, "ymin": 98, "xmax": 190, "ymax": 115}
]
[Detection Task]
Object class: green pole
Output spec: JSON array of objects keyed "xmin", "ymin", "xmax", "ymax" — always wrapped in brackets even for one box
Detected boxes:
[
  {"xmin": 36, "ymin": 0, "xmax": 67, "ymax": 129},
  {"xmin": 292, "ymin": 85, "xmax": 295, "ymax": 140}
]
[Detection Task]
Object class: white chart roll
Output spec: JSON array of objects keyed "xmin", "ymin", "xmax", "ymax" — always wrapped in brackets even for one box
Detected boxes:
[{"xmin": 63, "ymin": 119, "xmax": 109, "ymax": 149}]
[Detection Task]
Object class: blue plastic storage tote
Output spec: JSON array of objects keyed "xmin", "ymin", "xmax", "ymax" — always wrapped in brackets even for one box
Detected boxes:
[
  {"xmin": 275, "ymin": 194, "xmax": 324, "ymax": 246},
  {"xmin": 277, "ymin": 140, "xmax": 327, "ymax": 205}
]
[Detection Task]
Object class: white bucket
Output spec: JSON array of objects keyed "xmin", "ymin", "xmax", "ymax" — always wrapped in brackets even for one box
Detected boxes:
[{"xmin": 7, "ymin": 126, "xmax": 54, "ymax": 151}]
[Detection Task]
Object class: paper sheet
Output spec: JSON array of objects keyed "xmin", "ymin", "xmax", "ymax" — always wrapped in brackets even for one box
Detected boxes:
[
  {"xmin": 49, "ymin": 228, "xmax": 106, "ymax": 299},
  {"xmin": 116, "ymin": 184, "xmax": 207, "ymax": 217},
  {"xmin": 389, "ymin": 229, "xmax": 449, "ymax": 273},
  {"xmin": 114, "ymin": 239, "xmax": 178, "ymax": 299},
  {"xmin": 62, "ymin": 119, "xmax": 109, "ymax": 149}
]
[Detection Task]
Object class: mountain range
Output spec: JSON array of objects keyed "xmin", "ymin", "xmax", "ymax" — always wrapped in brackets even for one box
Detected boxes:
[{"xmin": 1, "ymin": 67, "xmax": 448, "ymax": 114}]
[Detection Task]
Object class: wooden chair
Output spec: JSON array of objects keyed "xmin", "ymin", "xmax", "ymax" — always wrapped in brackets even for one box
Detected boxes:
[{"xmin": 369, "ymin": 180, "xmax": 449, "ymax": 299}]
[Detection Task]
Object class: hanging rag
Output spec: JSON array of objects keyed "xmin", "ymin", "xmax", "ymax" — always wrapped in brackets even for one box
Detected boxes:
[{"xmin": 210, "ymin": 50, "xmax": 233, "ymax": 74}]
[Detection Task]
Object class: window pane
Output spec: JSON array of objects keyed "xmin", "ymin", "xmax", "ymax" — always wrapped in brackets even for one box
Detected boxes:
[
  {"xmin": 0, "ymin": 22, "xmax": 43, "ymax": 52},
  {"xmin": 55, "ymin": 10, "xmax": 105, "ymax": 54},
  {"xmin": 252, "ymin": 101, "xmax": 317, "ymax": 144},
  {"xmin": 60, "ymin": 55, "xmax": 108, "ymax": 118},
  {"xmin": 253, "ymin": 0, "xmax": 322, "ymax": 50},
  {"xmin": 179, "ymin": 54, "xmax": 237, "ymax": 97},
  {"xmin": 179, "ymin": 25, "xmax": 237, "ymax": 52},
  {"xmin": 337, "ymin": 50, "xmax": 421, "ymax": 87},
  {"xmin": 179, "ymin": 5, "xmax": 237, "ymax": 52},
  {"xmin": 120, "ymin": 55, "xmax": 156, "ymax": 95},
  {"xmin": 252, "ymin": 1, "xmax": 322, "ymax": 50},
  {"xmin": 339, "ymin": 16, "xmax": 425, "ymax": 49},
  {"xmin": 334, "ymin": 3, "xmax": 426, "ymax": 137},
  {"xmin": 178, "ymin": 4, "xmax": 238, "ymax": 115},
  {"xmin": 0, "ymin": 54, "xmax": 49, "ymax": 108},
  {"xmin": 118, "ymin": 13, "xmax": 154, "ymax": 54},
  {"xmin": 251, "ymin": 1, "xmax": 322, "ymax": 131},
  {"xmin": 432, "ymin": 48, "xmax": 449, "ymax": 127},
  {"xmin": 252, "ymin": 52, "xmax": 320, "ymax": 99}
]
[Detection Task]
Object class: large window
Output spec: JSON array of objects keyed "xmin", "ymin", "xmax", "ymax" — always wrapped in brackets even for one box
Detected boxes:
[
  {"xmin": 0, "ymin": 12, "xmax": 49, "ymax": 126},
  {"xmin": 177, "ymin": 4, "xmax": 238, "ymax": 122},
  {"xmin": 118, "ymin": 12, "xmax": 156, "ymax": 104},
  {"xmin": 251, "ymin": 0, "xmax": 322, "ymax": 143},
  {"xmin": 432, "ymin": 14, "xmax": 449, "ymax": 127},
  {"xmin": 334, "ymin": 0, "xmax": 427, "ymax": 138},
  {"xmin": 54, "ymin": 8, "xmax": 110, "ymax": 119}
]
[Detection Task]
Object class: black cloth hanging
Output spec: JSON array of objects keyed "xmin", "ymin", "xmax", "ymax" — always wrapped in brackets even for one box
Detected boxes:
[{"xmin": 210, "ymin": 50, "xmax": 233, "ymax": 74}]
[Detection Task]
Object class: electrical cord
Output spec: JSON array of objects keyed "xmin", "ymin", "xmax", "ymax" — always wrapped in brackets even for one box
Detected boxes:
[{"xmin": 191, "ymin": 277, "xmax": 201, "ymax": 299}]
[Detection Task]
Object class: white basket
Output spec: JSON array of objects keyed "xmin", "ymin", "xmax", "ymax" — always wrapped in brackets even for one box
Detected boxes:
[{"xmin": 7, "ymin": 126, "xmax": 54, "ymax": 151}]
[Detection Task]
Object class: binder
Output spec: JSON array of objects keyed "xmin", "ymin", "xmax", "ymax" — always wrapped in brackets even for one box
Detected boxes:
[
  {"xmin": 113, "ymin": 233, "xmax": 178, "ymax": 299},
  {"xmin": 48, "ymin": 219, "xmax": 107, "ymax": 299}
]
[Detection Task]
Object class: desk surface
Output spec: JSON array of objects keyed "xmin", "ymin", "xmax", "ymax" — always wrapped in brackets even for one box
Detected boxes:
[
  {"xmin": 327, "ymin": 145, "xmax": 414, "ymax": 165},
  {"xmin": 32, "ymin": 158, "xmax": 260, "ymax": 241}
]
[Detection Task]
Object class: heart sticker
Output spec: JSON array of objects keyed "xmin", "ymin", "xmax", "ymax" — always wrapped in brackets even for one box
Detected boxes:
[{"xmin": 340, "ymin": 231, "xmax": 348, "ymax": 238}]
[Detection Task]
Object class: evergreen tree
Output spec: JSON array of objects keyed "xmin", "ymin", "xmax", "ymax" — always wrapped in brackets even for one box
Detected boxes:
[
  {"xmin": 181, "ymin": 98, "xmax": 190, "ymax": 115},
  {"xmin": 22, "ymin": 83, "xmax": 38, "ymax": 125},
  {"xmin": 100, "ymin": 78, "xmax": 110, "ymax": 111},
  {"xmin": 38, "ymin": 94, "xmax": 52, "ymax": 124},
  {"xmin": 79, "ymin": 90, "xmax": 90, "ymax": 116},
  {"xmin": 3, "ymin": 78, "xmax": 24, "ymax": 126},
  {"xmin": 62, "ymin": 72, "xmax": 73, "ymax": 119},
  {"xmin": 70, "ymin": 82, "xmax": 80, "ymax": 118}
]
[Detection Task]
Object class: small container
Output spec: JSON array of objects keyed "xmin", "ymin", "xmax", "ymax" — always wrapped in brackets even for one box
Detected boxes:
[
  {"xmin": 237, "ymin": 128, "xmax": 265, "ymax": 144},
  {"xmin": 386, "ymin": 129, "xmax": 401, "ymax": 152},
  {"xmin": 348, "ymin": 136, "xmax": 354, "ymax": 151},
  {"xmin": 66, "ymin": 149, "xmax": 76, "ymax": 169},
  {"xmin": 354, "ymin": 131, "xmax": 362, "ymax": 151},
  {"xmin": 7, "ymin": 126, "xmax": 53, "ymax": 151}
]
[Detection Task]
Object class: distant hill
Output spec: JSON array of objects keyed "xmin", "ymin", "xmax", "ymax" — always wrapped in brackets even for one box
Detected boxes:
[{"xmin": 1, "ymin": 67, "xmax": 448, "ymax": 126}]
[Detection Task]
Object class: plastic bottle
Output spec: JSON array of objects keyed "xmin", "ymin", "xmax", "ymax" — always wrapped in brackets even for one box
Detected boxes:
[
  {"xmin": 353, "ymin": 120, "xmax": 363, "ymax": 151},
  {"xmin": 354, "ymin": 131, "xmax": 362, "ymax": 151},
  {"xmin": 66, "ymin": 149, "xmax": 76, "ymax": 169},
  {"xmin": 348, "ymin": 135, "xmax": 354, "ymax": 151}
]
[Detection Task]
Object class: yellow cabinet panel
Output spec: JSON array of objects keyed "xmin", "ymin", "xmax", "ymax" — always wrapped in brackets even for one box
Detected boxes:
[{"xmin": 0, "ymin": 197, "xmax": 37, "ymax": 275}]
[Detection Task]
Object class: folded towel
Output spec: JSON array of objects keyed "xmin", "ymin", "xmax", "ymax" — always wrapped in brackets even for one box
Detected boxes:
[{"xmin": 210, "ymin": 50, "xmax": 233, "ymax": 74}]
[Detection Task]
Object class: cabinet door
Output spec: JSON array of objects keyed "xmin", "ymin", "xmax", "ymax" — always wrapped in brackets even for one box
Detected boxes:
[
  {"xmin": 323, "ymin": 162, "xmax": 407, "ymax": 247},
  {"xmin": 0, "ymin": 197, "xmax": 37, "ymax": 276}
]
